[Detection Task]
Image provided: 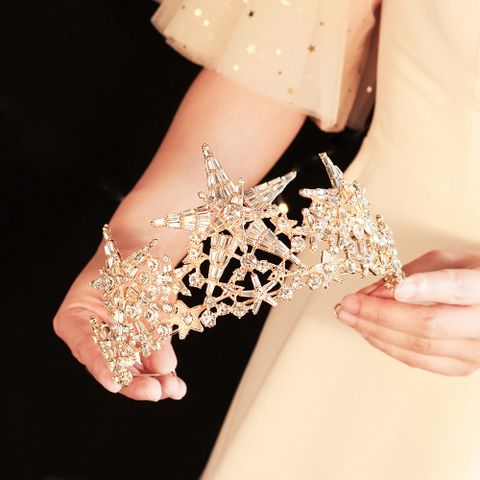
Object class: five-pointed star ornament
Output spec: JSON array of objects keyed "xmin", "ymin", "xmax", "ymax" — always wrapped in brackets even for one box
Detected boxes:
[
  {"xmin": 151, "ymin": 143, "xmax": 296, "ymax": 252},
  {"xmin": 170, "ymin": 301, "xmax": 205, "ymax": 340},
  {"xmin": 240, "ymin": 273, "xmax": 278, "ymax": 315}
]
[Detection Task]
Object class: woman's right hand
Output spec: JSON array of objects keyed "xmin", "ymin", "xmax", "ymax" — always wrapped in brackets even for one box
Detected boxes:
[{"xmin": 53, "ymin": 248, "xmax": 187, "ymax": 402}]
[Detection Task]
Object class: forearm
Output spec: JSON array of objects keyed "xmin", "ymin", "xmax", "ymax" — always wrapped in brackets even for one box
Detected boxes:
[{"xmin": 98, "ymin": 67, "xmax": 306, "ymax": 266}]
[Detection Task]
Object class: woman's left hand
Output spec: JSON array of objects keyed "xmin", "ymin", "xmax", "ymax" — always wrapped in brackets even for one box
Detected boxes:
[{"xmin": 336, "ymin": 250, "xmax": 480, "ymax": 376}]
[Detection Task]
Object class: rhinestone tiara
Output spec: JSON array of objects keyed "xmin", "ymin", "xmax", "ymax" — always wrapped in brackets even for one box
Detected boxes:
[{"xmin": 89, "ymin": 143, "xmax": 403, "ymax": 387}]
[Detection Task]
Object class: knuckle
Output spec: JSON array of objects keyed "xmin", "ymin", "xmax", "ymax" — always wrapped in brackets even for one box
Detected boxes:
[
  {"xmin": 419, "ymin": 309, "xmax": 441, "ymax": 337},
  {"xmin": 426, "ymin": 249, "xmax": 447, "ymax": 262},
  {"xmin": 409, "ymin": 335, "xmax": 431, "ymax": 354}
]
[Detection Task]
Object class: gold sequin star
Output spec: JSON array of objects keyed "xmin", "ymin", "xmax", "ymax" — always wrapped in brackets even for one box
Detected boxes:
[
  {"xmin": 248, "ymin": 10, "xmax": 255, "ymax": 17},
  {"xmin": 307, "ymin": 44, "xmax": 316, "ymax": 53},
  {"xmin": 170, "ymin": 301, "xmax": 204, "ymax": 340},
  {"xmin": 246, "ymin": 43, "xmax": 256, "ymax": 54}
]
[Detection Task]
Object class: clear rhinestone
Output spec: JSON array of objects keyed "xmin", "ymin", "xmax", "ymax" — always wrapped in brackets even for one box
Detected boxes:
[
  {"xmin": 182, "ymin": 312, "xmax": 194, "ymax": 325},
  {"xmin": 223, "ymin": 203, "xmax": 242, "ymax": 220},
  {"xmin": 232, "ymin": 303, "xmax": 248, "ymax": 318},
  {"xmin": 200, "ymin": 310, "xmax": 216, "ymax": 327},
  {"xmin": 345, "ymin": 259, "xmax": 357, "ymax": 273},
  {"xmin": 291, "ymin": 236, "xmax": 306, "ymax": 252},
  {"xmin": 144, "ymin": 306, "xmax": 159, "ymax": 323},
  {"xmin": 188, "ymin": 246, "xmax": 202, "ymax": 260},
  {"xmin": 241, "ymin": 253, "xmax": 258, "ymax": 271},
  {"xmin": 266, "ymin": 204, "xmax": 280, "ymax": 216},
  {"xmin": 307, "ymin": 273, "xmax": 322, "ymax": 290},
  {"xmin": 278, "ymin": 286, "xmax": 294, "ymax": 301},
  {"xmin": 216, "ymin": 302, "xmax": 230, "ymax": 315},
  {"xmin": 257, "ymin": 260, "xmax": 270, "ymax": 273},
  {"xmin": 204, "ymin": 296, "xmax": 217, "ymax": 309},
  {"xmin": 189, "ymin": 271, "xmax": 204, "ymax": 288},
  {"xmin": 162, "ymin": 303, "xmax": 174, "ymax": 314},
  {"xmin": 277, "ymin": 215, "xmax": 292, "ymax": 229},
  {"xmin": 292, "ymin": 275, "xmax": 304, "ymax": 290},
  {"xmin": 352, "ymin": 223, "xmax": 364, "ymax": 240}
]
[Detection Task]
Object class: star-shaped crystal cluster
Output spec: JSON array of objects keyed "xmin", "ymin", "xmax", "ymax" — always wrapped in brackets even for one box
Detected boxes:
[{"xmin": 89, "ymin": 144, "xmax": 404, "ymax": 387}]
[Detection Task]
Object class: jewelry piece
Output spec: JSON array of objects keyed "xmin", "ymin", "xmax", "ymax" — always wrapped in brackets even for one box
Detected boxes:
[{"xmin": 89, "ymin": 143, "xmax": 404, "ymax": 387}]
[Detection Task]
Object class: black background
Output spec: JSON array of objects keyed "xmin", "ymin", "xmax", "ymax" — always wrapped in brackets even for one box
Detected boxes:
[{"xmin": 3, "ymin": 1, "xmax": 367, "ymax": 479}]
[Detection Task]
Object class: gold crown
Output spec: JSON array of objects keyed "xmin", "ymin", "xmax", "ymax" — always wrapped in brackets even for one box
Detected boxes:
[{"xmin": 89, "ymin": 143, "xmax": 403, "ymax": 387}]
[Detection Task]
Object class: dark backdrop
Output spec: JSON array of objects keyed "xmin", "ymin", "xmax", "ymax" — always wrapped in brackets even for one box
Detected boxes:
[{"xmin": 3, "ymin": 1, "xmax": 367, "ymax": 479}]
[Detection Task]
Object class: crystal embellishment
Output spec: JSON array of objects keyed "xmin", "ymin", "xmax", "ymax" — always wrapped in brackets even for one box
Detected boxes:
[{"xmin": 89, "ymin": 144, "xmax": 404, "ymax": 387}]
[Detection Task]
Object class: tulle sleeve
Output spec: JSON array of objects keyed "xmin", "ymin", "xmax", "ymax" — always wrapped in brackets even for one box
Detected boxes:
[{"xmin": 151, "ymin": 0, "xmax": 381, "ymax": 132}]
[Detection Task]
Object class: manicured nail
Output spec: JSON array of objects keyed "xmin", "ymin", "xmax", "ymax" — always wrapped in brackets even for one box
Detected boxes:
[
  {"xmin": 337, "ymin": 309, "xmax": 357, "ymax": 326},
  {"xmin": 173, "ymin": 378, "xmax": 186, "ymax": 399},
  {"xmin": 340, "ymin": 295, "xmax": 360, "ymax": 315},
  {"xmin": 394, "ymin": 280, "xmax": 417, "ymax": 302}
]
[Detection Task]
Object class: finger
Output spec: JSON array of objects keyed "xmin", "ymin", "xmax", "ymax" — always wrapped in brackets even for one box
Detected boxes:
[
  {"xmin": 141, "ymin": 339, "xmax": 178, "ymax": 375},
  {"xmin": 120, "ymin": 375, "xmax": 164, "ymax": 401},
  {"xmin": 72, "ymin": 335, "xmax": 122, "ymax": 393},
  {"xmin": 352, "ymin": 318, "xmax": 480, "ymax": 364},
  {"xmin": 401, "ymin": 250, "xmax": 479, "ymax": 276},
  {"xmin": 364, "ymin": 250, "xmax": 480, "ymax": 299},
  {"xmin": 356, "ymin": 279, "xmax": 383, "ymax": 295},
  {"xmin": 158, "ymin": 373, "xmax": 187, "ymax": 400},
  {"xmin": 338, "ymin": 293, "xmax": 480, "ymax": 339},
  {"xmin": 394, "ymin": 269, "xmax": 480, "ymax": 305},
  {"xmin": 358, "ymin": 333, "xmax": 476, "ymax": 376}
]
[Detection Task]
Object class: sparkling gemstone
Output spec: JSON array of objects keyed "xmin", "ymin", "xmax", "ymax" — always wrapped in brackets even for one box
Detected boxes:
[
  {"xmin": 352, "ymin": 223, "xmax": 364, "ymax": 240},
  {"xmin": 278, "ymin": 286, "xmax": 294, "ymax": 301},
  {"xmin": 257, "ymin": 260, "xmax": 270, "ymax": 273},
  {"xmin": 162, "ymin": 303, "xmax": 174, "ymax": 314},
  {"xmin": 267, "ymin": 204, "xmax": 280, "ymax": 216},
  {"xmin": 147, "ymin": 257, "xmax": 159, "ymax": 271},
  {"xmin": 189, "ymin": 233, "xmax": 202, "ymax": 243},
  {"xmin": 323, "ymin": 262, "xmax": 334, "ymax": 274},
  {"xmin": 189, "ymin": 271, "xmax": 204, "ymax": 288},
  {"xmin": 216, "ymin": 302, "xmax": 230, "ymax": 315},
  {"xmin": 223, "ymin": 203, "xmax": 242, "ymax": 220},
  {"xmin": 345, "ymin": 259, "xmax": 357, "ymax": 273},
  {"xmin": 189, "ymin": 246, "xmax": 202, "ymax": 260},
  {"xmin": 307, "ymin": 273, "xmax": 322, "ymax": 290},
  {"xmin": 231, "ymin": 303, "xmax": 248, "ymax": 318},
  {"xmin": 278, "ymin": 216, "xmax": 291, "ymax": 229},
  {"xmin": 104, "ymin": 241, "xmax": 117, "ymax": 256},
  {"xmin": 204, "ymin": 296, "xmax": 217, "ymax": 309},
  {"xmin": 240, "ymin": 253, "xmax": 258, "ymax": 271},
  {"xmin": 291, "ymin": 275, "xmax": 304, "ymax": 289},
  {"xmin": 157, "ymin": 324, "xmax": 172, "ymax": 337},
  {"xmin": 182, "ymin": 312, "xmax": 194, "ymax": 325},
  {"xmin": 200, "ymin": 310, "xmax": 216, "ymax": 327},
  {"xmin": 144, "ymin": 307, "xmax": 159, "ymax": 323},
  {"xmin": 223, "ymin": 283, "xmax": 239, "ymax": 296},
  {"xmin": 291, "ymin": 236, "xmax": 306, "ymax": 252}
]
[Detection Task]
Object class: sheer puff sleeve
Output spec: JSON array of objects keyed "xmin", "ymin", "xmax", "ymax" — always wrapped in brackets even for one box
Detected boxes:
[{"xmin": 151, "ymin": 0, "xmax": 381, "ymax": 132}]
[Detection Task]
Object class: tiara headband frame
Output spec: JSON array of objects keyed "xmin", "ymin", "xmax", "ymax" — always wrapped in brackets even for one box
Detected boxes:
[{"xmin": 89, "ymin": 143, "xmax": 403, "ymax": 387}]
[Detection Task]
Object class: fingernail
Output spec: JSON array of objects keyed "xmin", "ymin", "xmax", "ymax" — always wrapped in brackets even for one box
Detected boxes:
[
  {"xmin": 341, "ymin": 295, "xmax": 360, "ymax": 315},
  {"xmin": 110, "ymin": 384, "xmax": 122, "ymax": 394},
  {"xmin": 394, "ymin": 280, "xmax": 417, "ymax": 302},
  {"xmin": 173, "ymin": 378, "xmax": 186, "ymax": 399},
  {"xmin": 337, "ymin": 309, "xmax": 357, "ymax": 326}
]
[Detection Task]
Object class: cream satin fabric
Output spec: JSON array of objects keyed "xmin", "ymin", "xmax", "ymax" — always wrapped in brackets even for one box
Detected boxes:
[{"xmin": 152, "ymin": 0, "xmax": 480, "ymax": 478}]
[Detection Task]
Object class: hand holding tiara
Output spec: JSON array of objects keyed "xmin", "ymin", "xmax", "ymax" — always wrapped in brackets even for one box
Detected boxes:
[{"xmin": 90, "ymin": 144, "xmax": 404, "ymax": 387}]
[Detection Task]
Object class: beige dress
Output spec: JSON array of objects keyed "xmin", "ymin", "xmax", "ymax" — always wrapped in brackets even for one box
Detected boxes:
[{"xmin": 152, "ymin": 0, "xmax": 480, "ymax": 478}]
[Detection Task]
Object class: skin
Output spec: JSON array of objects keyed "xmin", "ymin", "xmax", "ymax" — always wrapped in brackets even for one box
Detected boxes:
[
  {"xmin": 337, "ymin": 250, "xmax": 480, "ymax": 376},
  {"xmin": 54, "ymin": 67, "xmax": 480, "ymax": 402},
  {"xmin": 53, "ymin": 68, "xmax": 306, "ymax": 401}
]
